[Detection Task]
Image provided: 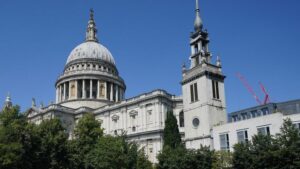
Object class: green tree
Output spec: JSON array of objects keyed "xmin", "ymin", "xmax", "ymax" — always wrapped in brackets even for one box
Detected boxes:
[
  {"xmin": 183, "ymin": 146, "xmax": 213, "ymax": 169},
  {"xmin": 137, "ymin": 148, "xmax": 153, "ymax": 169},
  {"xmin": 0, "ymin": 106, "xmax": 28, "ymax": 169},
  {"xmin": 163, "ymin": 111, "xmax": 182, "ymax": 149},
  {"xmin": 69, "ymin": 113, "xmax": 103, "ymax": 169},
  {"xmin": 87, "ymin": 135, "xmax": 128, "ymax": 169},
  {"xmin": 232, "ymin": 119, "xmax": 300, "ymax": 169},
  {"xmin": 232, "ymin": 143, "xmax": 252, "ymax": 169},
  {"xmin": 35, "ymin": 118, "xmax": 70, "ymax": 169},
  {"xmin": 251, "ymin": 134, "xmax": 278, "ymax": 169},
  {"xmin": 212, "ymin": 150, "xmax": 232, "ymax": 169},
  {"xmin": 156, "ymin": 146, "xmax": 186, "ymax": 169},
  {"xmin": 274, "ymin": 119, "xmax": 300, "ymax": 169}
]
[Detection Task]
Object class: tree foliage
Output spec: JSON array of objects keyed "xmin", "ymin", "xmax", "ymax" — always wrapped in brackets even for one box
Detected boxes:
[
  {"xmin": 2, "ymin": 104, "xmax": 300, "ymax": 169},
  {"xmin": 0, "ymin": 107, "xmax": 153, "ymax": 169},
  {"xmin": 35, "ymin": 118, "xmax": 69, "ymax": 169},
  {"xmin": 158, "ymin": 110, "xmax": 213, "ymax": 169},
  {"xmin": 212, "ymin": 151, "xmax": 232, "ymax": 169},
  {"xmin": 157, "ymin": 146, "xmax": 213, "ymax": 169},
  {"xmin": 233, "ymin": 119, "xmax": 300, "ymax": 169},
  {"xmin": 0, "ymin": 106, "xmax": 31, "ymax": 169},
  {"xmin": 163, "ymin": 111, "xmax": 182, "ymax": 149}
]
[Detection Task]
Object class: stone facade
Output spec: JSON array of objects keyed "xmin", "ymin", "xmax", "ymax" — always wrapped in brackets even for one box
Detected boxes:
[{"xmin": 27, "ymin": 89, "xmax": 183, "ymax": 163}]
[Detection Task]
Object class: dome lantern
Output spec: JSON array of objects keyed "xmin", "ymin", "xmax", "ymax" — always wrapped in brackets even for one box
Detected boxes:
[{"xmin": 86, "ymin": 9, "xmax": 98, "ymax": 42}]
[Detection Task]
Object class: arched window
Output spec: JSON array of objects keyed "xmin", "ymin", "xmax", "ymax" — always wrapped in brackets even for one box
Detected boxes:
[{"xmin": 179, "ymin": 111, "xmax": 184, "ymax": 127}]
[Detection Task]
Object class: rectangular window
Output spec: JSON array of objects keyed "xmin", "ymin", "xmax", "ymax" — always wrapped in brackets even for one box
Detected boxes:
[
  {"xmin": 194, "ymin": 83, "xmax": 198, "ymax": 101},
  {"xmin": 237, "ymin": 130, "xmax": 248, "ymax": 143},
  {"xmin": 190, "ymin": 84, "xmax": 194, "ymax": 102},
  {"xmin": 241, "ymin": 113, "xmax": 248, "ymax": 120},
  {"xmin": 212, "ymin": 80, "xmax": 216, "ymax": 99},
  {"xmin": 190, "ymin": 83, "xmax": 198, "ymax": 103},
  {"xmin": 86, "ymin": 80, "xmax": 90, "ymax": 98},
  {"xmin": 232, "ymin": 115, "xmax": 238, "ymax": 122},
  {"xmin": 146, "ymin": 110, "xmax": 153, "ymax": 124},
  {"xmin": 257, "ymin": 126, "xmax": 270, "ymax": 135},
  {"xmin": 77, "ymin": 80, "xmax": 83, "ymax": 98},
  {"xmin": 195, "ymin": 44, "xmax": 199, "ymax": 53},
  {"xmin": 92, "ymin": 80, "xmax": 97, "ymax": 99},
  {"xmin": 293, "ymin": 123, "xmax": 300, "ymax": 131},
  {"xmin": 107, "ymin": 83, "xmax": 111, "ymax": 100},
  {"xmin": 261, "ymin": 108, "xmax": 269, "ymax": 116},
  {"xmin": 216, "ymin": 81, "xmax": 219, "ymax": 99},
  {"xmin": 251, "ymin": 110, "xmax": 257, "ymax": 118},
  {"xmin": 65, "ymin": 82, "xmax": 69, "ymax": 99},
  {"xmin": 212, "ymin": 80, "xmax": 220, "ymax": 99},
  {"xmin": 220, "ymin": 133, "xmax": 230, "ymax": 151}
]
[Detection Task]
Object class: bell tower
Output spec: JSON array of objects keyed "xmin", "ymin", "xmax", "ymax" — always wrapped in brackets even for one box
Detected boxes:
[{"xmin": 182, "ymin": 0, "xmax": 227, "ymax": 149}]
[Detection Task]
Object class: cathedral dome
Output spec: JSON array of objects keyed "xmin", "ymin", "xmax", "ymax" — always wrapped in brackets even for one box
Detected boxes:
[
  {"xmin": 55, "ymin": 9, "xmax": 126, "ymax": 109},
  {"xmin": 66, "ymin": 41, "xmax": 115, "ymax": 65}
]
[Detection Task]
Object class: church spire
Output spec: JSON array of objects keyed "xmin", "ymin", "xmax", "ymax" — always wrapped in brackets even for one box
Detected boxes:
[
  {"xmin": 85, "ymin": 9, "xmax": 98, "ymax": 42},
  {"xmin": 3, "ymin": 93, "xmax": 12, "ymax": 109},
  {"xmin": 194, "ymin": 0, "xmax": 203, "ymax": 32}
]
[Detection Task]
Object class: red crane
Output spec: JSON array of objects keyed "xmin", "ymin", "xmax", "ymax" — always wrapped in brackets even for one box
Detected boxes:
[
  {"xmin": 236, "ymin": 73, "xmax": 271, "ymax": 105},
  {"xmin": 259, "ymin": 82, "xmax": 270, "ymax": 104}
]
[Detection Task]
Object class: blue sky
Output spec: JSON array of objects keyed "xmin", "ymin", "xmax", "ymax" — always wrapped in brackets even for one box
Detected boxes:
[{"xmin": 0, "ymin": 0, "xmax": 299, "ymax": 113}]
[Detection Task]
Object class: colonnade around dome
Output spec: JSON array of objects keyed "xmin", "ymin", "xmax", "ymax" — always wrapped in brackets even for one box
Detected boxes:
[{"xmin": 56, "ymin": 79, "xmax": 124, "ymax": 103}]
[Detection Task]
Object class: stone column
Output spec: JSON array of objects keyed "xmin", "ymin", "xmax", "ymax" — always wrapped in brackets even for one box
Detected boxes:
[
  {"xmin": 90, "ymin": 79, "xmax": 93, "ymax": 99},
  {"xmin": 60, "ymin": 85, "xmax": 62, "ymax": 102},
  {"xmin": 56, "ymin": 87, "xmax": 59, "ymax": 103},
  {"xmin": 116, "ymin": 86, "xmax": 119, "ymax": 102},
  {"xmin": 110, "ymin": 83, "xmax": 113, "ymax": 101},
  {"xmin": 63, "ymin": 83, "xmax": 66, "ymax": 101},
  {"xmin": 97, "ymin": 80, "xmax": 100, "ymax": 99},
  {"xmin": 161, "ymin": 103, "xmax": 165, "ymax": 127},
  {"xmin": 82, "ymin": 80, "xmax": 86, "ymax": 99},
  {"xmin": 191, "ymin": 46, "xmax": 195, "ymax": 55},
  {"xmin": 75, "ymin": 80, "xmax": 78, "ymax": 99}
]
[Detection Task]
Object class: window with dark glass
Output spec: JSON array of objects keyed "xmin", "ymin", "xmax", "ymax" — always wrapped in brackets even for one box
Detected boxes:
[
  {"xmin": 261, "ymin": 108, "xmax": 269, "ymax": 115},
  {"xmin": 212, "ymin": 80, "xmax": 220, "ymax": 99},
  {"xmin": 251, "ymin": 110, "xmax": 257, "ymax": 118},
  {"xmin": 220, "ymin": 133, "xmax": 230, "ymax": 151},
  {"xmin": 194, "ymin": 83, "xmax": 198, "ymax": 101},
  {"xmin": 86, "ymin": 80, "xmax": 90, "ymax": 98},
  {"xmin": 257, "ymin": 126, "xmax": 270, "ymax": 135},
  {"xmin": 195, "ymin": 44, "xmax": 199, "ymax": 53},
  {"xmin": 293, "ymin": 122, "xmax": 300, "ymax": 131},
  {"xmin": 77, "ymin": 80, "xmax": 83, "ymax": 98},
  {"xmin": 92, "ymin": 80, "xmax": 97, "ymax": 99},
  {"xmin": 237, "ymin": 130, "xmax": 248, "ymax": 143},
  {"xmin": 232, "ymin": 115, "xmax": 238, "ymax": 122},
  {"xmin": 179, "ymin": 111, "xmax": 184, "ymax": 127},
  {"xmin": 190, "ymin": 84, "xmax": 194, "ymax": 102},
  {"xmin": 190, "ymin": 83, "xmax": 198, "ymax": 103},
  {"xmin": 241, "ymin": 113, "xmax": 248, "ymax": 120},
  {"xmin": 65, "ymin": 82, "xmax": 69, "ymax": 99}
]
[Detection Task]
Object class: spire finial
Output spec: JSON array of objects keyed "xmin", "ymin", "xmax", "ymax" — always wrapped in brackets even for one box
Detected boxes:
[
  {"xmin": 90, "ymin": 8, "xmax": 94, "ymax": 20},
  {"xmin": 32, "ymin": 98, "xmax": 36, "ymax": 107},
  {"xmin": 86, "ymin": 9, "xmax": 98, "ymax": 42},
  {"xmin": 216, "ymin": 55, "xmax": 222, "ymax": 67},
  {"xmin": 194, "ymin": 0, "xmax": 203, "ymax": 32}
]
